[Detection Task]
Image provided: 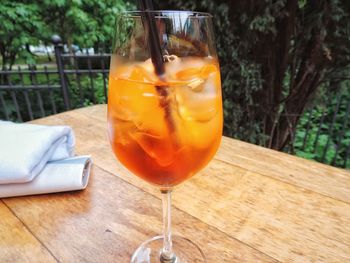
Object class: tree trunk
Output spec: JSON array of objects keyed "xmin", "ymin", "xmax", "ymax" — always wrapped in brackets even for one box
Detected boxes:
[
  {"xmin": 252, "ymin": 0, "xmax": 298, "ymax": 148},
  {"xmin": 267, "ymin": 0, "xmax": 331, "ymax": 150},
  {"xmin": 0, "ymin": 42, "xmax": 7, "ymax": 71}
]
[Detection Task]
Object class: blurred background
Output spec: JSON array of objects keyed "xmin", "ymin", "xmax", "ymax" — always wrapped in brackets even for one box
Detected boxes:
[{"xmin": 0, "ymin": 0, "xmax": 349, "ymax": 168}]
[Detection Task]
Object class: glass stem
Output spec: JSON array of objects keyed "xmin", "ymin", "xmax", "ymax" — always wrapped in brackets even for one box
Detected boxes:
[{"xmin": 160, "ymin": 189, "xmax": 176, "ymax": 262}]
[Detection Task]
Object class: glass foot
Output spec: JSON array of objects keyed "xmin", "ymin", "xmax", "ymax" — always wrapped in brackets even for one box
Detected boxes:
[{"xmin": 130, "ymin": 235, "xmax": 206, "ymax": 263}]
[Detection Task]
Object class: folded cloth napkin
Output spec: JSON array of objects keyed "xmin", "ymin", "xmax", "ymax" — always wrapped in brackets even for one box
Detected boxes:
[
  {"xmin": 0, "ymin": 121, "xmax": 92, "ymax": 198},
  {"xmin": 0, "ymin": 156, "xmax": 91, "ymax": 198}
]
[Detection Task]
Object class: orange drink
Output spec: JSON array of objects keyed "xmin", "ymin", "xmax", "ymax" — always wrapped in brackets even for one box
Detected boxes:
[
  {"xmin": 109, "ymin": 11, "xmax": 221, "ymax": 262},
  {"xmin": 108, "ymin": 56, "xmax": 222, "ymax": 187}
]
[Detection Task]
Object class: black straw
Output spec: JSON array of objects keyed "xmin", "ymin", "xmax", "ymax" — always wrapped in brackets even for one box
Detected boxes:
[
  {"xmin": 138, "ymin": 0, "xmax": 176, "ymax": 132},
  {"xmin": 138, "ymin": 0, "xmax": 165, "ymax": 77}
]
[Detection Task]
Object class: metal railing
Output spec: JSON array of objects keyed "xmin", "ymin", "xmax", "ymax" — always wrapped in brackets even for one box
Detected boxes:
[
  {"xmin": 292, "ymin": 84, "xmax": 350, "ymax": 168},
  {"xmin": 0, "ymin": 66, "xmax": 61, "ymax": 121},
  {"xmin": 52, "ymin": 35, "xmax": 110, "ymax": 110},
  {"xmin": 0, "ymin": 35, "xmax": 110, "ymax": 121}
]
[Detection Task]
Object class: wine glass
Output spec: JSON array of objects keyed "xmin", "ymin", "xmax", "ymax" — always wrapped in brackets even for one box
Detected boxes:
[{"xmin": 107, "ymin": 10, "xmax": 222, "ymax": 263}]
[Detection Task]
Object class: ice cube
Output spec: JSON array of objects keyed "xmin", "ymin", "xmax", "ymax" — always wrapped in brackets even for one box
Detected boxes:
[
  {"xmin": 111, "ymin": 65, "xmax": 169, "ymax": 137},
  {"xmin": 188, "ymin": 78, "xmax": 205, "ymax": 92},
  {"xmin": 171, "ymin": 108, "xmax": 222, "ymax": 150},
  {"xmin": 183, "ymin": 114, "xmax": 222, "ymax": 149},
  {"xmin": 107, "ymin": 118, "xmax": 135, "ymax": 146},
  {"xmin": 169, "ymin": 58, "xmax": 216, "ymax": 84},
  {"xmin": 142, "ymin": 58, "xmax": 154, "ymax": 69},
  {"xmin": 131, "ymin": 132, "xmax": 175, "ymax": 167},
  {"xmin": 176, "ymin": 68, "xmax": 201, "ymax": 81},
  {"xmin": 175, "ymin": 72, "xmax": 220, "ymax": 122},
  {"xmin": 164, "ymin": 55, "xmax": 180, "ymax": 63},
  {"xmin": 128, "ymin": 65, "xmax": 158, "ymax": 83},
  {"xmin": 200, "ymin": 64, "xmax": 217, "ymax": 78},
  {"xmin": 164, "ymin": 55, "xmax": 182, "ymax": 81},
  {"xmin": 111, "ymin": 104, "xmax": 135, "ymax": 122}
]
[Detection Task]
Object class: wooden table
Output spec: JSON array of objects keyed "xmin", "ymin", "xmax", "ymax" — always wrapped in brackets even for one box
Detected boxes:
[{"xmin": 1, "ymin": 105, "xmax": 349, "ymax": 263}]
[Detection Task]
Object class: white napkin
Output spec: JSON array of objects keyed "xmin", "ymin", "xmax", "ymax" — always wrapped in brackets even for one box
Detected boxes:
[
  {"xmin": 0, "ymin": 156, "xmax": 92, "ymax": 198},
  {"xmin": 0, "ymin": 121, "xmax": 92, "ymax": 198}
]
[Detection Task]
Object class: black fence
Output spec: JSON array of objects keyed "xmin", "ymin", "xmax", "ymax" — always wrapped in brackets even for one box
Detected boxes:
[
  {"xmin": 0, "ymin": 36, "xmax": 349, "ymax": 169},
  {"xmin": 0, "ymin": 35, "xmax": 110, "ymax": 121},
  {"xmin": 0, "ymin": 65, "xmax": 61, "ymax": 121},
  {"xmin": 293, "ymin": 84, "xmax": 350, "ymax": 168}
]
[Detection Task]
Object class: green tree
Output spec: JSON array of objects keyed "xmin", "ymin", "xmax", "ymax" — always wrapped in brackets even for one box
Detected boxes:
[
  {"xmin": 0, "ymin": 0, "xmax": 134, "ymax": 70},
  {"xmin": 39, "ymin": 0, "xmax": 134, "ymax": 53},
  {"xmin": 0, "ymin": 1, "xmax": 47, "ymax": 69}
]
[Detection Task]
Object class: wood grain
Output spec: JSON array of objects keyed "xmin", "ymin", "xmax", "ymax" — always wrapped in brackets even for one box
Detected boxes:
[
  {"xmin": 29, "ymin": 105, "xmax": 350, "ymax": 262},
  {"xmin": 3, "ymin": 166, "xmax": 277, "ymax": 263},
  {"xmin": 175, "ymin": 162, "xmax": 350, "ymax": 262},
  {"xmin": 0, "ymin": 201, "xmax": 57, "ymax": 263},
  {"xmin": 69, "ymin": 141, "xmax": 350, "ymax": 262},
  {"xmin": 217, "ymin": 136, "xmax": 350, "ymax": 204}
]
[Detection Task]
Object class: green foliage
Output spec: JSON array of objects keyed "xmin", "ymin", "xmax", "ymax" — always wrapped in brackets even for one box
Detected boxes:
[
  {"xmin": 67, "ymin": 73, "xmax": 107, "ymax": 107},
  {"xmin": 294, "ymin": 82, "xmax": 350, "ymax": 168},
  {"xmin": 39, "ymin": 0, "xmax": 134, "ymax": 52},
  {"xmin": 0, "ymin": 1, "xmax": 47, "ymax": 69},
  {"xmin": 0, "ymin": 0, "xmax": 135, "ymax": 70}
]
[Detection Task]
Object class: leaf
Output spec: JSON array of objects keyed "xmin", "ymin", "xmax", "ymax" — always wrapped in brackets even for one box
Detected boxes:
[
  {"xmin": 296, "ymin": 151, "xmax": 316, "ymax": 160},
  {"xmin": 298, "ymin": 0, "xmax": 307, "ymax": 9}
]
